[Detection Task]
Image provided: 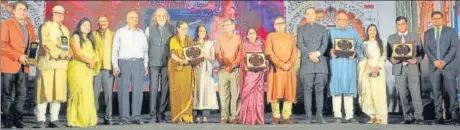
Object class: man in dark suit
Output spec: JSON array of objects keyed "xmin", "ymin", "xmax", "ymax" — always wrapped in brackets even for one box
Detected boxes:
[
  {"xmin": 296, "ymin": 7, "xmax": 329, "ymax": 124},
  {"xmin": 424, "ymin": 11, "xmax": 460, "ymax": 125},
  {"xmin": 145, "ymin": 8, "xmax": 176, "ymax": 124},
  {"xmin": 387, "ymin": 16, "xmax": 425, "ymax": 125}
]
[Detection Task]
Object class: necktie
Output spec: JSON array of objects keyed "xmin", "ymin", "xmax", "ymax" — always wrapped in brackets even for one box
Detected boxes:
[
  {"xmin": 401, "ymin": 34, "xmax": 406, "ymax": 43},
  {"xmin": 401, "ymin": 34, "xmax": 408, "ymax": 66},
  {"xmin": 435, "ymin": 28, "xmax": 441, "ymax": 59}
]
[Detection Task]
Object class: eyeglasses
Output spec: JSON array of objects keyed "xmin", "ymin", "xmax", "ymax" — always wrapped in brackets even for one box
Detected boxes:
[
  {"xmin": 53, "ymin": 12, "xmax": 64, "ymax": 15},
  {"xmin": 156, "ymin": 14, "xmax": 167, "ymax": 18},
  {"xmin": 274, "ymin": 22, "xmax": 285, "ymax": 25}
]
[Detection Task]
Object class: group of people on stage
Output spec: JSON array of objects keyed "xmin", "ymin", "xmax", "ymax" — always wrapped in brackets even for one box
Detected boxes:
[{"xmin": 1, "ymin": 2, "xmax": 460, "ymax": 128}]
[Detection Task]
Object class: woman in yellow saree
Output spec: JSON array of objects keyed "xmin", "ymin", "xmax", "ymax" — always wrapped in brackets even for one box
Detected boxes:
[
  {"xmin": 67, "ymin": 17, "xmax": 98, "ymax": 127},
  {"xmin": 168, "ymin": 20, "xmax": 195, "ymax": 123}
]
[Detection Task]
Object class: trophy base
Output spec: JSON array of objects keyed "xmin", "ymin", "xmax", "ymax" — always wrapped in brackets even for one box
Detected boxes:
[
  {"xmin": 248, "ymin": 67, "xmax": 265, "ymax": 72},
  {"xmin": 394, "ymin": 57, "xmax": 412, "ymax": 62},
  {"xmin": 187, "ymin": 57, "xmax": 204, "ymax": 66},
  {"xmin": 335, "ymin": 51, "xmax": 354, "ymax": 58}
]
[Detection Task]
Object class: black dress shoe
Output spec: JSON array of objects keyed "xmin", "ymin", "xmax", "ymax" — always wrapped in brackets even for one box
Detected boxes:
[
  {"xmin": 414, "ymin": 120, "xmax": 426, "ymax": 125},
  {"xmin": 118, "ymin": 119, "xmax": 131, "ymax": 125},
  {"xmin": 150, "ymin": 118, "xmax": 157, "ymax": 124},
  {"xmin": 343, "ymin": 118, "xmax": 359, "ymax": 124},
  {"xmin": 14, "ymin": 120, "xmax": 30, "ymax": 128},
  {"xmin": 432, "ymin": 119, "xmax": 444, "ymax": 125},
  {"xmin": 159, "ymin": 119, "xmax": 167, "ymax": 123},
  {"xmin": 133, "ymin": 119, "xmax": 144, "ymax": 125},
  {"xmin": 454, "ymin": 119, "xmax": 460, "ymax": 126},
  {"xmin": 103, "ymin": 120, "xmax": 114, "ymax": 125},
  {"xmin": 49, "ymin": 121, "xmax": 64, "ymax": 128},
  {"xmin": 332, "ymin": 118, "xmax": 342, "ymax": 123},
  {"xmin": 316, "ymin": 118, "xmax": 327, "ymax": 124},
  {"xmin": 37, "ymin": 121, "xmax": 46, "ymax": 129},
  {"xmin": 401, "ymin": 120, "xmax": 412, "ymax": 124}
]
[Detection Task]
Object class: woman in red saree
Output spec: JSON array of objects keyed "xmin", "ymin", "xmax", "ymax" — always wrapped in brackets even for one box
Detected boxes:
[{"xmin": 239, "ymin": 28, "xmax": 267, "ymax": 125}]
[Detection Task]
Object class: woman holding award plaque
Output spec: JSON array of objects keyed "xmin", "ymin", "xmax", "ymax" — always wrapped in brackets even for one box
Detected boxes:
[
  {"xmin": 192, "ymin": 24, "xmax": 219, "ymax": 123},
  {"xmin": 357, "ymin": 24, "xmax": 387, "ymax": 125},
  {"xmin": 168, "ymin": 20, "xmax": 195, "ymax": 123},
  {"xmin": 239, "ymin": 28, "xmax": 267, "ymax": 125},
  {"xmin": 67, "ymin": 17, "xmax": 98, "ymax": 127}
]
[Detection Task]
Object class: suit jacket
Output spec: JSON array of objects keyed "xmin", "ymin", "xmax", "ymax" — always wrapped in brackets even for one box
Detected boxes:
[
  {"xmin": 423, "ymin": 26, "xmax": 458, "ymax": 71},
  {"xmin": 146, "ymin": 23, "xmax": 176, "ymax": 67},
  {"xmin": 296, "ymin": 23, "xmax": 329, "ymax": 74},
  {"xmin": 37, "ymin": 21, "xmax": 70, "ymax": 70},
  {"xmin": 387, "ymin": 32, "xmax": 423, "ymax": 76},
  {"xmin": 1, "ymin": 18, "xmax": 36, "ymax": 73}
]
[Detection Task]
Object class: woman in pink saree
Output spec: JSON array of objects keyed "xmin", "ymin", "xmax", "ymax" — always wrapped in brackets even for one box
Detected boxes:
[{"xmin": 239, "ymin": 28, "xmax": 267, "ymax": 125}]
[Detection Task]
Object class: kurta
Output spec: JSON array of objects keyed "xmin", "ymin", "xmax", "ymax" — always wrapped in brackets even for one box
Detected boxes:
[
  {"xmin": 265, "ymin": 32, "xmax": 298, "ymax": 103},
  {"xmin": 239, "ymin": 39, "xmax": 266, "ymax": 125},
  {"xmin": 67, "ymin": 36, "xmax": 98, "ymax": 127},
  {"xmin": 329, "ymin": 26, "xmax": 363, "ymax": 97},
  {"xmin": 168, "ymin": 35, "xmax": 195, "ymax": 123},
  {"xmin": 358, "ymin": 40, "xmax": 388, "ymax": 124},
  {"xmin": 193, "ymin": 40, "xmax": 219, "ymax": 110},
  {"xmin": 36, "ymin": 21, "xmax": 70, "ymax": 103}
]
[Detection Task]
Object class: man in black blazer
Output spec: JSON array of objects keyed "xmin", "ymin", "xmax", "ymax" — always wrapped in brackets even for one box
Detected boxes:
[{"xmin": 423, "ymin": 11, "xmax": 460, "ymax": 125}]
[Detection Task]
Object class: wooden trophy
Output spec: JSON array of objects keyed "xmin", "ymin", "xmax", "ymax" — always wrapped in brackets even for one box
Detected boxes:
[
  {"xmin": 60, "ymin": 36, "xmax": 69, "ymax": 51},
  {"xmin": 334, "ymin": 38, "xmax": 355, "ymax": 58},
  {"xmin": 246, "ymin": 52, "xmax": 266, "ymax": 72},
  {"xmin": 27, "ymin": 42, "xmax": 40, "ymax": 65},
  {"xmin": 183, "ymin": 44, "xmax": 204, "ymax": 66},
  {"xmin": 392, "ymin": 43, "xmax": 413, "ymax": 62}
]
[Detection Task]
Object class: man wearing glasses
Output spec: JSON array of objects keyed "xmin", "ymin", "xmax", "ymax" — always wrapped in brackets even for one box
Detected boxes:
[
  {"xmin": 328, "ymin": 11, "xmax": 363, "ymax": 124},
  {"xmin": 36, "ymin": 5, "xmax": 71, "ymax": 128},
  {"xmin": 424, "ymin": 11, "xmax": 460, "ymax": 125},
  {"xmin": 265, "ymin": 16, "xmax": 298, "ymax": 124},
  {"xmin": 112, "ymin": 11, "xmax": 149, "ymax": 125},
  {"xmin": 144, "ymin": 7, "xmax": 176, "ymax": 124},
  {"xmin": 215, "ymin": 19, "xmax": 242, "ymax": 124}
]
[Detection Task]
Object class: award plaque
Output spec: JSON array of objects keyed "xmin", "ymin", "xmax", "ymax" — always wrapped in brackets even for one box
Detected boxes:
[
  {"xmin": 392, "ymin": 43, "xmax": 413, "ymax": 62},
  {"xmin": 183, "ymin": 44, "xmax": 204, "ymax": 66},
  {"xmin": 246, "ymin": 52, "xmax": 266, "ymax": 72},
  {"xmin": 27, "ymin": 42, "xmax": 40, "ymax": 65},
  {"xmin": 334, "ymin": 38, "xmax": 355, "ymax": 58},
  {"xmin": 60, "ymin": 36, "xmax": 69, "ymax": 51}
]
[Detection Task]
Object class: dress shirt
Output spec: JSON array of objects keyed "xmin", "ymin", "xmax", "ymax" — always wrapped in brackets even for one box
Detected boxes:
[
  {"xmin": 398, "ymin": 31, "xmax": 408, "ymax": 66},
  {"xmin": 112, "ymin": 25, "xmax": 149, "ymax": 69}
]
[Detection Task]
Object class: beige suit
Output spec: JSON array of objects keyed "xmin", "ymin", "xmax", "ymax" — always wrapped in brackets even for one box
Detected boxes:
[{"xmin": 36, "ymin": 21, "xmax": 70, "ymax": 122}]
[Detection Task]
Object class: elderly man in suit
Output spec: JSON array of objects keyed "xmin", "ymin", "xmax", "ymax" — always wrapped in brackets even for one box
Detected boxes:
[
  {"xmin": 424, "ymin": 11, "xmax": 460, "ymax": 125},
  {"xmin": 387, "ymin": 16, "xmax": 425, "ymax": 125},
  {"xmin": 1, "ymin": 2, "xmax": 35, "ymax": 128},
  {"xmin": 296, "ymin": 7, "xmax": 329, "ymax": 124},
  {"xmin": 144, "ymin": 8, "xmax": 176, "ymax": 124}
]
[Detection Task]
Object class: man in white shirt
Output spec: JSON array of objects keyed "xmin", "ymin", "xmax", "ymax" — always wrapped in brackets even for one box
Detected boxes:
[{"xmin": 112, "ymin": 11, "xmax": 148, "ymax": 125}]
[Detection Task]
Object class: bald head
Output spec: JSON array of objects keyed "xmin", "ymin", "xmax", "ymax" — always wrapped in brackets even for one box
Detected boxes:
[
  {"xmin": 126, "ymin": 11, "xmax": 139, "ymax": 29},
  {"xmin": 52, "ymin": 5, "xmax": 65, "ymax": 23},
  {"xmin": 336, "ymin": 12, "xmax": 348, "ymax": 29}
]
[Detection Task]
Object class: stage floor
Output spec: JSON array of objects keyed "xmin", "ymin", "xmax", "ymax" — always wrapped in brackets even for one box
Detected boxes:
[{"xmin": 10, "ymin": 113, "xmax": 460, "ymax": 130}]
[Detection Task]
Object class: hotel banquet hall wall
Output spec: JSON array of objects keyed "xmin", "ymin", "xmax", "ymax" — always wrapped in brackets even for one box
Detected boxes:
[{"xmin": 1, "ymin": 1, "xmax": 459, "ymax": 115}]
